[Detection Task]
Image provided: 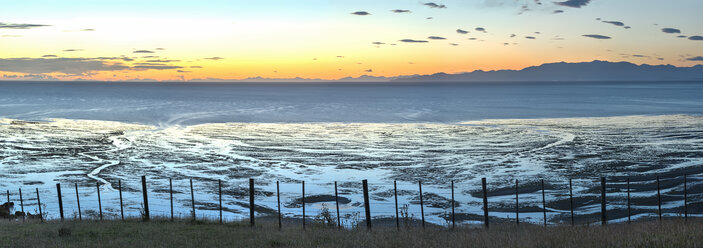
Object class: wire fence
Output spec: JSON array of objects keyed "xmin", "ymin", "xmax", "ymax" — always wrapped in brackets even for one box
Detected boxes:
[{"xmin": 2, "ymin": 173, "xmax": 701, "ymax": 230}]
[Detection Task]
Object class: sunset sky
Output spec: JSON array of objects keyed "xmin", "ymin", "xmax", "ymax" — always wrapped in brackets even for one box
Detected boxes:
[{"xmin": 1, "ymin": 0, "xmax": 702, "ymax": 81}]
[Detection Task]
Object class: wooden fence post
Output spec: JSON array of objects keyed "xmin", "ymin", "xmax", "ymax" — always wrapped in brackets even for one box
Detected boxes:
[
  {"xmin": 190, "ymin": 179, "xmax": 195, "ymax": 221},
  {"xmin": 334, "ymin": 181, "xmax": 341, "ymax": 228},
  {"xmin": 515, "ymin": 179, "xmax": 519, "ymax": 226},
  {"xmin": 19, "ymin": 188, "xmax": 24, "ymax": 222},
  {"xmin": 684, "ymin": 174, "xmax": 688, "ymax": 221},
  {"xmin": 541, "ymin": 179, "xmax": 547, "ymax": 226},
  {"xmin": 656, "ymin": 176, "xmax": 662, "ymax": 221},
  {"xmin": 36, "ymin": 188, "xmax": 43, "ymax": 223},
  {"xmin": 419, "ymin": 181, "xmax": 425, "ymax": 229},
  {"xmin": 56, "ymin": 183, "xmax": 64, "ymax": 221},
  {"xmin": 75, "ymin": 183, "xmax": 81, "ymax": 221},
  {"xmin": 142, "ymin": 176, "xmax": 150, "ymax": 221},
  {"xmin": 601, "ymin": 177, "xmax": 606, "ymax": 226},
  {"xmin": 249, "ymin": 178, "xmax": 255, "ymax": 227},
  {"xmin": 302, "ymin": 181, "xmax": 306, "ymax": 230},
  {"xmin": 118, "ymin": 180, "xmax": 124, "ymax": 221},
  {"xmin": 394, "ymin": 180, "xmax": 399, "ymax": 231},
  {"xmin": 97, "ymin": 182, "xmax": 103, "ymax": 221},
  {"xmin": 626, "ymin": 178, "xmax": 631, "ymax": 224},
  {"xmin": 219, "ymin": 179, "xmax": 223, "ymax": 224},
  {"xmin": 277, "ymin": 181, "xmax": 281, "ymax": 230},
  {"xmin": 170, "ymin": 178, "xmax": 173, "ymax": 221},
  {"xmin": 569, "ymin": 178, "xmax": 574, "ymax": 226},
  {"xmin": 451, "ymin": 180, "xmax": 455, "ymax": 229},
  {"xmin": 482, "ymin": 178, "xmax": 489, "ymax": 228},
  {"xmin": 362, "ymin": 179, "xmax": 371, "ymax": 231}
]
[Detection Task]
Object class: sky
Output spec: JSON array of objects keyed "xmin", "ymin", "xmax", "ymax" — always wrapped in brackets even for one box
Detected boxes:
[{"xmin": 1, "ymin": 0, "xmax": 702, "ymax": 81}]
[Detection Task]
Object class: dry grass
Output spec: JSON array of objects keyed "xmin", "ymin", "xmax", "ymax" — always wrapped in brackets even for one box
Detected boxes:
[{"xmin": 0, "ymin": 218, "xmax": 701, "ymax": 247}]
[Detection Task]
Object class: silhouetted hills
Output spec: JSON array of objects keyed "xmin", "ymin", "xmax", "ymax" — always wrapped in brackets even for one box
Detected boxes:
[{"xmin": 395, "ymin": 60, "xmax": 703, "ymax": 82}]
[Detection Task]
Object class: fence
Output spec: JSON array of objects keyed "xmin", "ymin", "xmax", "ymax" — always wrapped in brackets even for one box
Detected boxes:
[{"xmin": 2, "ymin": 174, "xmax": 701, "ymax": 230}]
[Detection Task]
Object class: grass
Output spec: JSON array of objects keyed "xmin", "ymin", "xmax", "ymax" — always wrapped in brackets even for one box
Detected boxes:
[{"xmin": 0, "ymin": 218, "xmax": 702, "ymax": 247}]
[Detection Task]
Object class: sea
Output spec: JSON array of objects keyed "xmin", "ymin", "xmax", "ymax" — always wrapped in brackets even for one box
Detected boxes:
[{"xmin": 0, "ymin": 80, "xmax": 702, "ymax": 226}]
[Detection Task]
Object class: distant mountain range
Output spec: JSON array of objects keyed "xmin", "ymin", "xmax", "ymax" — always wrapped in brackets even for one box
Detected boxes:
[{"xmin": 394, "ymin": 60, "xmax": 703, "ymax": 82}]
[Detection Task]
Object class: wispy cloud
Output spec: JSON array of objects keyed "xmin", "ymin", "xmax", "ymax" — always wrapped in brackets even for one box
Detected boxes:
[
  {"xmin": 602, "ymin": 20, "xmax": 626, "ymax": 27},
  {"xmin": 525, "ymin": 36, "xmax": 536, "ymax": 39},
  {"xmin": 582, "ymin": 34, "xmax": 611, "ymax": 39},
  {"xmin": 688, "ymin": 35, "xmax": 703, "ymax": 40},
  {"xmin": 662, "ymin": 28, "xmax": 681, "ymax": 34},
  {"xmin": 351, "ymin": 11, "xmax": 371, "ymax": 15},
  {"xmin": 133, "ymin": 50, "xmax": 155, "ymax": 53},
  {"xmin": 63, "ymin": 49, "xmax": 84, "ymax": 52},
  {"xmin": 553, "ymin": 10, "xmax": 564, "ymax": 14},
  {"xmin": 0, "ymin": 22, "xmax": 50, "ymax": 29},
  {"xmin": 204, "ymin": 57, "xmax": 224, "ymax": 60},
  {"xmin": 399, "ymin": 39, "xmax": 429, "ymax": 43},
  {"xmin": 456, "ymin": 29, "xmax": 469, "ymax": 34},
  {"xmin": 428, "ymin": 36, "xmax": 446, "ymax": 40},
  {"xmin": 391, "ymin": 9, "xmax": 411, "ymax": 13},
  {"xmin": 475, "ymin": 27, "xmax": 486, "ymax": 33},
  {"xmin": 555, "ymin": 0, "xmax": 591, "ymax": 8},
  {"xmin": 372, "ymin": 41, "xmax": 385, "ymax": 45},
  {"xmin": 423, "ymin": 2, "xmax": 446, "ymax": 8},
  {"xmin": 687, "ymin": 56, "xmax": 703, "ymax": 61},
  {"xmin": 0, "ymin": 58, "xmax": 128, "ymax": 74}
]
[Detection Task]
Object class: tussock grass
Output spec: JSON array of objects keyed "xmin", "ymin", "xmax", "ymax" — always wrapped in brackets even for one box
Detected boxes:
[{"xmin": 1, "ymin": 218, "xmax": 702, "ymax": 247}]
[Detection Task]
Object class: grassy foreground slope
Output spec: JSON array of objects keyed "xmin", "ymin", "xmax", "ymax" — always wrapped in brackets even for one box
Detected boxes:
[{"xmin": 0, "ymin": 219, "xmax": 701, "ymax": 247}]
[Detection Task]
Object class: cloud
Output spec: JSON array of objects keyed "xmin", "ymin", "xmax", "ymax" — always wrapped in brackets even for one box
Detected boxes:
[
  {"xmin": 456, "ymin": 29, "xmax": 469, "ymax": 34},
  {"xmin": 392, "ymin": 9, "xmax": 411, "ymax": 13},
  {"xmin": 177, "ymin": 70, "xmax": 191, "ymax": 73},
  {"xmin": 525, "ymin": 36, "xmax": 536, "ymax": 39},
  {"xmin": 582, "ymin": 34, "xmax": 611, "ymax": 39},
  {"xmin": 555, "ymin": 0, "xmax": 590, "ymax": 8},
  {"xmin": 510, "ymin": 34, "xmax": 516, "ymax": 38},
  {"xmin": 351, "ymin": 11, "xmax": 371, "ymax": 15},
  {"xmin": 553, "ymin": 10, "xmax": 564, "ymax": 14},
  {"xmin": 190, "ymin": 66, "xmax": 203, "ymax": 68},
  {"xmin": 0, "ymin": 22, "xmax": 50, "ymax": 29},
  {"xmin": 365, "ymin": 69, "xmax": 373, "ymax": 72},
  {"xmin": 145, "ymin": 59, "xmax": 181, "ymax": 63},
  {"xmin": 423, "ymin": 2, "xmax": 446, "ymax": 8},
  {"xmin": 687, "ymin": 56, "xmax": 703, "ymax": 61},
  {"xmin": 82, "ymin": 29, "xmax": 95, "ymax": 31},
  {"xmin": 204, "ymin": 57, "xmax": 224, "ymax": 60},
  {"xmin": 449, "ymin": 43, "xmax": 459, "ymax": 46},
  {"xmin": 133, "ymin": 50, "xmax": 155, "ymax": 53},
  {"xmin": 689, "ymin": 36, "xmax": 703, "ymax": 41},
  {"xmin": 475, "ymin": 27, "xmax": 486, "ymax": 33},
  {"xmin": 602, "ymin": 20, "xmax": 625, "ymax": 27},
  {"xmin": 661, "ymin": 28, "xmax": 681, "ymax": 34},
  {"xmin": 399, "ymin": 39, "xmax": 428, "ymax": 43},
  {"xmin": 42, "ymin": 55, "xmax": 58, "ymax": 58},
  {"xmin": 0, "ymin": 58, "xmax": 129, "ymax": 74},
  {"xmin": 428, "ymin": 36, "xmax": 446, "ymax": 40},
  {"xmin": 63, "ymin": 49, "xmax": 84, "ymax": 52},
  {"xmin": 132, "ymin": 65, "xmax": 183, "ymax": 70},
  {"xmin": 467, "ymin": 37, "xmax": 477, "ymax": 40},
  {"xmin": 155, "ymin": 48, "xmax": 166, "ymax": 50},
  {"xmin": 677, "ymin": 35, "xmax": 687, "ymax": 38},
  {"xmin": 372, "ymin": 41, "xmax": 385, "ymax": 45}
]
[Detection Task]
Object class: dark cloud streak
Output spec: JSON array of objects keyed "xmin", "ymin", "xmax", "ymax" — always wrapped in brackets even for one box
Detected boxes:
[
  {"xmin": 399, "ymin": 39, "xmax": 429, "ymax": 43},
  {"xmin": 423, "ymin": 2, "xmax": 446, "ymax": 8},
  {"xmin": 0, "ymin": 22, "xmax": 50, "ymax": 29},
  {"xmin": 555, "ymin": 0, "xmax": 591, "ymax": 8},
  {"xmin": 582, "ymin": 34, "xmax": 611, "ymax": 39}
]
